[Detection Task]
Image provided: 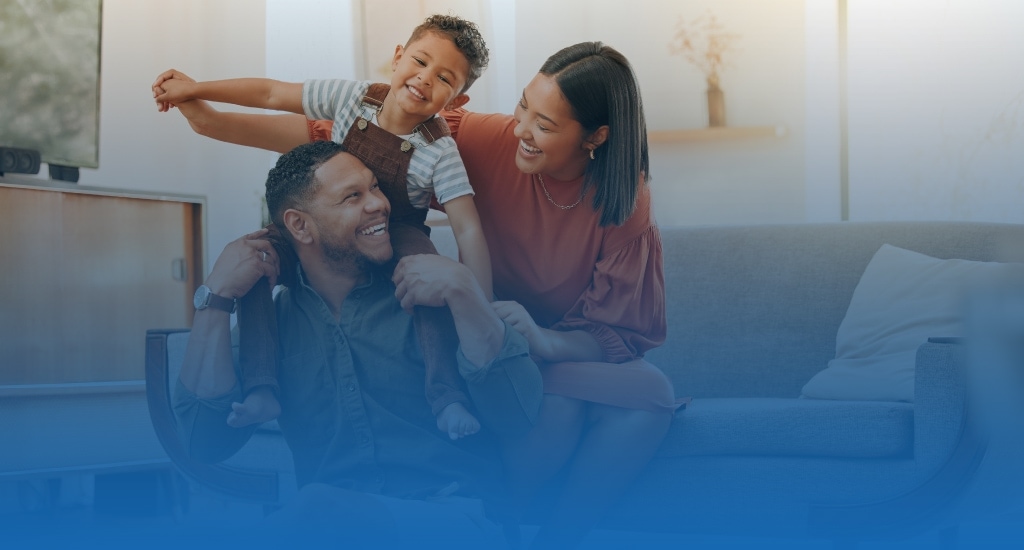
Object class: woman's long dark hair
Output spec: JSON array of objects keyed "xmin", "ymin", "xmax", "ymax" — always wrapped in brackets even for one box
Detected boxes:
[{"xmin": 539, "ymin": 42, "xmax": 650, "ymax": 226}]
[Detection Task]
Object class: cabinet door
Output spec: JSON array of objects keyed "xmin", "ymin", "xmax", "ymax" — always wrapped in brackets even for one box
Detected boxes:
[{"xmin": 0, "ymin": 185, "xmax": 202, "ymax": 385}]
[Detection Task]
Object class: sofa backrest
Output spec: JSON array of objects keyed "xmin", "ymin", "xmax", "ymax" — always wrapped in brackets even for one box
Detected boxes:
[{"xmin": 647, "ymin": 222, "xmax": 1024, "ymax": 399}]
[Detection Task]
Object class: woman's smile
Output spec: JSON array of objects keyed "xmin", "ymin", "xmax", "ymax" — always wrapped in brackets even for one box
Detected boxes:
[{"xmin": 519, "ymin": 140, "xmax": 541, "ymax": 157}]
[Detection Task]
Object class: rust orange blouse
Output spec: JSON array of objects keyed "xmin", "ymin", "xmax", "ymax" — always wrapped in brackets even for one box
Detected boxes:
[
  {"xmin": 306, "ymin": 113, "xmax": 666, "ymax": 363},
  {"xmin": 443, "ymin": 110, "xmax": 665, "ymax": 363}
]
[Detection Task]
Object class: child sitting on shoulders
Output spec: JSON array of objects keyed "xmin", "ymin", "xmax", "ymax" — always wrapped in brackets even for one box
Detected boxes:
[{"xmin": 153, "ymin": 14, "xmax": 491, "ymax": 441}]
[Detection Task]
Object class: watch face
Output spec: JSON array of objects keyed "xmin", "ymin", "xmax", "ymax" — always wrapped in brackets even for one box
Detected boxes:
[{"xmin": 193, "ymin": 285, "xmax": 210, "ymax": 309}]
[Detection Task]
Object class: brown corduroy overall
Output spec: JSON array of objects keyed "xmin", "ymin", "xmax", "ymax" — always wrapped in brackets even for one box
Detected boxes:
[{"xmin": 237, "ymin": 83, "xmax": 469, "ymax": 417}]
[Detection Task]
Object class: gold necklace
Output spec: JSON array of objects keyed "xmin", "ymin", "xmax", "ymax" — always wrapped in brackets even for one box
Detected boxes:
[{"xmin": 537, "ymin": 173, "xmax": 584, "ymax": 210}]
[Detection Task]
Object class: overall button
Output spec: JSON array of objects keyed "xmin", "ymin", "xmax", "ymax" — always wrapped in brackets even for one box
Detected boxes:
[{"xmin": 347, "ymin": 384, "xmax": 356, "ymax": 393}]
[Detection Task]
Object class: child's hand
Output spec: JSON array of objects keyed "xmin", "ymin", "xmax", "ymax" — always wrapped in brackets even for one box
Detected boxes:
[
  {"xmin": 152, "ymin": 69, "xmax": 197, "ymax": 112},
  {"xmin": 155, "ymin": 78, "xmax": 197, "ymax": 110}
]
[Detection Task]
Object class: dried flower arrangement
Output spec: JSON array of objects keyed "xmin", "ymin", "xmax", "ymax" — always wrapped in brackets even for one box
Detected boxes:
[
  {"xmin": 668, "ymin": 12, "xmax": 740, "ymax": 126},
  {"xmin": 668, "ymin": 12, "xmax": 740, "ymax": 90}
]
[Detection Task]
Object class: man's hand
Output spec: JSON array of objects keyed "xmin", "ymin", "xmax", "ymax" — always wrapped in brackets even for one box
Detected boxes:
[
  {"xmin": 152, "ymin": 68, "xmax": 196, "ymax": 112},
  {"xmin": 392, "ymin": 254, "xmax": 475, "ymax": 313},
  {"xmin": 204, "ymin": 228, "xmax": 280, "ymax": 300},
  {"xmin": 491, "ymin": 301, "xmax": 550, "ymax": 358}
]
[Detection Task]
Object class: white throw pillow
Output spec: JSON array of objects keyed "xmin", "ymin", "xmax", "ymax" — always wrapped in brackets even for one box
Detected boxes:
[{"xmin": 802, "ymin": 244, "xmax": 1008, "ymax": 402}]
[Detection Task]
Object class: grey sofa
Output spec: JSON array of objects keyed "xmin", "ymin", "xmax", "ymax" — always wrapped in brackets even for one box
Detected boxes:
[{"xmin": 145, "ymin": 221, "xmax": 1024, "ymax": 543}]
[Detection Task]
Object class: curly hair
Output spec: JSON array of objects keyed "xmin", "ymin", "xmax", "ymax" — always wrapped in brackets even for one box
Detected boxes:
[
  {"xmin": 265, "ymin": 141, "xmax": 346, "ymax": 228},
  {"xmin": 406, "ymin": 14, "xmax": 489, "ymax": 93}
]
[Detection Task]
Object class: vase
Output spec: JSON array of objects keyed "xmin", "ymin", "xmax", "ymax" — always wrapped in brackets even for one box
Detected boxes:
[{"xmin": 706, "ymin": 81, "xmax": 726, "ymax": 127}]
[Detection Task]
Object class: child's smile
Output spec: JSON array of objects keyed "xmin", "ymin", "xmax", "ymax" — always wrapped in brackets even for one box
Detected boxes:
[{"xmin": 383, "ymin": 31, "xmax": 470, "ymax": 130}]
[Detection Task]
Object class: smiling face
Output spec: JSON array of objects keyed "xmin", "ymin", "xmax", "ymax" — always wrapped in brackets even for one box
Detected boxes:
[
  {"xmin": 304, "ymin": 152, "xmax": 393, "ymax": 273},
  {"xmin": 390, "ymin": 31, "xmax": 471, "ymax": 120},
  {"xmin": 513, "ymin": 73, "xmax": 595, "ymax": 181}
]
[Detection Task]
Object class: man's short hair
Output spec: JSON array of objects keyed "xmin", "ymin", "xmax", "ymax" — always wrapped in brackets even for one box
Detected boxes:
[
  {"xmin": 265, "ymin": 141, "xmax": 346, "ymax": 228},
  {"xmin": 406, "ymin": 14, "xmax": 489, "ymax": 93}
]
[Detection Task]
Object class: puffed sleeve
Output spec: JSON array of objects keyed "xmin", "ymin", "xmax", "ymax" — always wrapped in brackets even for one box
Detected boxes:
[
  {"xmin": 551, "ymin": 223, "xmax": 666, "ymax": 363},
  {"xmin": 307, "ymin": 119, "xmax": 334, "ymax": 142},
  {"xmin": 441, "ymin": 108, "xmax": 467, "ymax": 139}
]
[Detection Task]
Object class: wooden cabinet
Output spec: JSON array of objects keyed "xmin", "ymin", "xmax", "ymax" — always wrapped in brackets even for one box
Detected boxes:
[
  {"xmin": 0, "ymin": 176, "xmax": 205, "ymax": 477},
  {"xmin": 0, "ymin": 177, "xmax": 204, "ymax": 387}
]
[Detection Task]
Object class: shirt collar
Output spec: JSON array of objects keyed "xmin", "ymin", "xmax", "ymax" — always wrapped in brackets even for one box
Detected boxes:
[{"xmin": 293, "ymin": 263, "xmax": 390, "ymax": 321}]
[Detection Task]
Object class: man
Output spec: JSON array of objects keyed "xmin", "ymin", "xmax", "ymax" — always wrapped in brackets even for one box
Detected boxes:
[{"xmin": 173, "ymin": 141, "xmax": 542, "ymax": 546}]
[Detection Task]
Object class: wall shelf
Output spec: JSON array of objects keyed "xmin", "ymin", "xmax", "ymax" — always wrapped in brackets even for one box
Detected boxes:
[{"xmin": 648, "ymin": 125, "xmax": 787, "ymax": 143}]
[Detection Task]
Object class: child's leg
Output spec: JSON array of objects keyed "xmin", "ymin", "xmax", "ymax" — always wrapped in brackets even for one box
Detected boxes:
[
  {"xmin": 230, "ymin": 225, "xmax": 294, "ymax": 428},
  {"xmin": 231, "ymin": 277, "xmax": 282, "ymax": 427},
  {"xmin": 237, "ymin": 276, "xmax": 279, "ymax": 394},
  {"xmin": 389, "ymin": 223, "xmax": 479, "ymax": 439}
]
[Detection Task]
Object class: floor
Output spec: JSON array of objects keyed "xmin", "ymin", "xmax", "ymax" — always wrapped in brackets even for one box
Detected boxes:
[{"xmin": 3, "ymin": 471, "xmax": 1024, "ymax": 549}]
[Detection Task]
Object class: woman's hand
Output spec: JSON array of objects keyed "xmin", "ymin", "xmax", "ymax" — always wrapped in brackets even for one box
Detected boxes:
[{"xmin": 491, "ymin": 301, "xmax": 551, "ymax": 358}]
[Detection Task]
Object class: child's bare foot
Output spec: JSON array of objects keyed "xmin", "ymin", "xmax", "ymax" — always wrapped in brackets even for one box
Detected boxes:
[
  {"xmin": 227, "ymin": 386, "xmax": 281, "ymax": 428},
  {"xmin": 436, "ymin": 402, "xmax": 480, "ymax": 440}
]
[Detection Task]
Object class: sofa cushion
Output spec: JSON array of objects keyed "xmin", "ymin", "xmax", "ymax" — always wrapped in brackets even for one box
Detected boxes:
[
  {"xmin": 802, "ymin": 244, "xmax": 1010, "ymax": 402},
  {"xmin": 657, "ymin": 397, "xmax": 913, "ymax": 459}
]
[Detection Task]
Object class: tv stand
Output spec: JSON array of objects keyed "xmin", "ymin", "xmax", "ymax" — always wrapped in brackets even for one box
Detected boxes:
[{"xmin": 49, "ymin": 164, "xmax": 80, "ymax": 183}]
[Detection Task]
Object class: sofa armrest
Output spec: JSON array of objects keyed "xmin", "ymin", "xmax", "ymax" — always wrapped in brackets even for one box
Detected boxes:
[
  {"xmin": 809, "ymin": 338, "xmax": 987, "ymax": 538},
  {"xmin": 145, "ymin": 329, "xmax": 280, "ymax": 503},
  {"xmin": 912, "ymin": 338, "xmax": 971, "ymax": 468}
]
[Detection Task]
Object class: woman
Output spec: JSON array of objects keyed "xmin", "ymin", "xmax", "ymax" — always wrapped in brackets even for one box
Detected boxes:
[
  {"xmin": 155, "ymin": 41, "xmax": 677, "ymax": 547},
  {"xmin": 440, "ymin": 43, "xmax": 676, "ymax": 548}
]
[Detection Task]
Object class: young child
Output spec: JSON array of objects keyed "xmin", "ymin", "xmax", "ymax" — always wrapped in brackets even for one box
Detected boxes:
[{"xmin": 153, "ymin": 15, "xmax": 491, "ymax": 440}]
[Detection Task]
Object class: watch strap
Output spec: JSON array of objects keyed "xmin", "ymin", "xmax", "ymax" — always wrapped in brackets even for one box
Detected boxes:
[
  {"xmin": 205, "ymin": 291, "xmax": 236, "ymax": 313},
  {"xmin": 195, "ymin": 284, "xmax": 236, "ymax": 313}
]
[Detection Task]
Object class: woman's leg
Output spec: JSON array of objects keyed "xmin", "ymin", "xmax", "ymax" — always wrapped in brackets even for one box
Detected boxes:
[
  {"xmin": 516, "ymin": 359, "xmax": 677, "ymax": 548},
  {"xmin": 530, "ymin": 404, "xmax": 673, "ymax": 549},
  {"xmin": 500, "ymin": 394, "xmax": 587, "ymax": 540}
]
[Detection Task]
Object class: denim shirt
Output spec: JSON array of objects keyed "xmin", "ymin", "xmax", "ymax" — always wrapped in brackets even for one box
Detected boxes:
[{"xmin": 173, "ymin": 267, "xmax": 541, "ymax": 499}]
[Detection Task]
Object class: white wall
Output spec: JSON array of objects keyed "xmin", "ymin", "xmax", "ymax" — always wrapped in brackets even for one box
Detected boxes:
[
  {"xmin": 74, "ymin": 0, "xmax": 273, "ymax": 269},
  {"xmin": 265, "ymin": 0, "xmax": 808, "ymax": 227},
  {"xmin": 515, "ymin": 0, "xmax": 808, "ymax": 226},
  {"xmin": 264, "ymin": 0, "xmax": 516, "ymax": 115},
  {"xmin": 76, "ymin": 0, "xmax": 1024, "ymax": 246},
  {"xmin": 846, "ymin": 0, "xmax": 1024, "ymax": 223},
  {"xmin": 266, "ymin": 0, "xmax": 357, "ymax": 81},
  {"xmin": 804, "ymin": 0, "xmax": 842, "ymax": 222}
]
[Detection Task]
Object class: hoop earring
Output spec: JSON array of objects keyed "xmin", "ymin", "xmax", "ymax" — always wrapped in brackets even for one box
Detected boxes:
[{"xmin": 589, "ymin": 149, "xmax": 596, "ymax": 160}]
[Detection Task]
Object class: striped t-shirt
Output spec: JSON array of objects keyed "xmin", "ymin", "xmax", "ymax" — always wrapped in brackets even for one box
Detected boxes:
[{"xmin": 302, "ymin": 79, "xmax": 473, "ymax": 208}]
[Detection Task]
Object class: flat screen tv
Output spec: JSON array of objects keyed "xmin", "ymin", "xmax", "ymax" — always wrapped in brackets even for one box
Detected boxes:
[{"xmin": 0, "ymin": 0, "xmax": 102, "ymax": 169}]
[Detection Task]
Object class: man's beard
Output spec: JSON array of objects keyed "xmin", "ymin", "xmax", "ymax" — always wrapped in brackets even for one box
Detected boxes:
[{"xmin": 318, "ymin": 226, "xmax": 390, "ymax": 275}]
